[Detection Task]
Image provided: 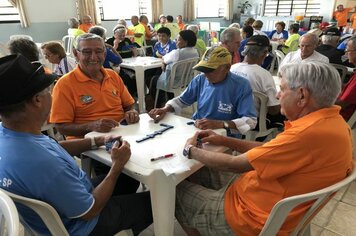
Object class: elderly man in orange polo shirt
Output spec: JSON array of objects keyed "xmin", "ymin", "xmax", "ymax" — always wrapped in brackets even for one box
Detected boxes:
[
  {"xmin": 333, "ymin": 4, "xmax": 355, "ymax": 31},
  {"xmin": 175, "ymin": 61, "xmax": 353, "ymax": 235},
  {"xmin": 50, "ymin": 33, "xmax": 139, "ymax": 140}
]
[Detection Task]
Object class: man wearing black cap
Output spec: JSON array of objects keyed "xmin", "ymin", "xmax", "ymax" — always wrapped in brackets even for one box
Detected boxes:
[
  {"xmin": 149, "ymin": 46, "xmax": 257, "ymax": 136},
  {"xmin": 0, "ymin": 54, "xmax": 152, "ymax": 235},
  {"xmin": 316, "ymin": 27, "xmax": 344, "ymax": 64},
  {"xmin": 231, "ymin": 35, "xmax": 282, "ymax": 124}
]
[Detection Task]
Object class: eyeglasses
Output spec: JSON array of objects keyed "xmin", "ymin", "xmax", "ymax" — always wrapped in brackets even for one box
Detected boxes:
[
  {"xmin": 76, "ymin": 49, "xmax": 105, "ymax": 56},
  {"xmin": 345, "ymin": 49, "xmax": 356, "ymax": 53}
]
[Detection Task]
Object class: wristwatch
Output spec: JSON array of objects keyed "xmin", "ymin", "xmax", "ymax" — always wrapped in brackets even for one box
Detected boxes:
[
  {"xmin": 223, "ymin": 121, "xmax": 229, "ymax": 129},
  {"xmin": 90, "ymin": 137, "xmax": 98, "ymax": 150},
  {"xmin": 183, "ymin": 144, "xmax": 194, "ymax": 159}
]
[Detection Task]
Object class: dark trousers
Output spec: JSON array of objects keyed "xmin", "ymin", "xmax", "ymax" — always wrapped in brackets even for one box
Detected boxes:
[{"xmin": 89, "ymin": 175, "xmax": 153, "ymax": 236}]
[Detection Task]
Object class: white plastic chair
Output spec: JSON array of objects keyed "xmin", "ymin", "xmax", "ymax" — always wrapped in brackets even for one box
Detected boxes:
[
  {"xmin": 244, "ymin": 91, "xmax": 278, "ymax": 141},
  {"xmin": 259, "ymin": 161, "xmax": 356, "ymax": 236},
  {"xmin": 331, "ymin": 63, "xmax": 348, "ymax": 83},
  {"xmin": 347, "ymin": 111, "xmax": 356, "ymax": 159},
  {"xmin": 0, "ymin": 189, "xmax": 23, "ymax": 236},
  {"xmin": 9, "ymin": 35, "xmax": 33, "ymax": 41},
  {"xmin": 2, "ymin": 189, "xmax": 134, "ymax": 236},
  {"xmin": 154, "ymin": 57, "xmax": 200, "ymax": 108},
  {"xmin": 62, "ymin": 35, "xmax": 75, "ymax": 56}
]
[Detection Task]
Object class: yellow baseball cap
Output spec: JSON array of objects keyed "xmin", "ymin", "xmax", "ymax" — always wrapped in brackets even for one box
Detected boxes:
[{"xmin": 193, "ymin": 46, "xmax": 231, "ymax": 73}]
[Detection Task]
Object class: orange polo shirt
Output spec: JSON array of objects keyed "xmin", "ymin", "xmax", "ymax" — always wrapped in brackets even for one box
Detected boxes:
[
  {"xmin": 178, "ymin": 22, "xmax": 185, "ymax": 31},
  {"xmin": 49, "ymin": 66, "xmax": 135, "ymax": 139},
  {"xmin": 224, "ymin": 106, "xmax": 353, "ymax": 235},
  {"xmin": 351, "ymin": 13, "xmax": 356, "ymax": 28},
  {"xmin": 333, "ymin": 8, "xmax": 352, "ymax": 27},
  {"xmin": 78, "ymin": 23, "xmax": 95, "ymax": 33}
]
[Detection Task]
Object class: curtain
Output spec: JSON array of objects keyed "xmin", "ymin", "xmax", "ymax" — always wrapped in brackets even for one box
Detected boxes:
[
  {"xmin": 151, "ymin": 0, "xmax": 163, "ymax": 23},
  {"xmin": 184, "ymin": 0, "xmax": 195, "ymax": 22},
  {"xmin": 224, "ymin": 0, "xmax": 233, "ymax": 20},
  {"xmin": 77, "ymin": 0, "xmax": 101, "ymax": 25},
  {"xmin": 8, "ymin": 0, "xmax": 29, "ymax": 28}
]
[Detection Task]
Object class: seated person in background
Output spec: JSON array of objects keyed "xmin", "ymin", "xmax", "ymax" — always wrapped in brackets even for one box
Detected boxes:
[
  {"xmin": 307, "ymin": 22, "xmax": 324, "ymax": 38},
  {"xmin": 50, "ymin": 33, "xmax": 140, "ymax": 140},
  {"xmin": 280, "ymin": 33, "xmax": 329, "ymax": 68},
  {"xmin": 67, "ymin": 17, "xmax": 85, "ymax": 37},
  {"xmin": 154, "ymin": 14, "xmax": 167, "ymax": 31},
  {"xmin": 244, "ymin": 17, "xmax": 255, "ymax": 27},
  {"xmin": 336, "ymin": 35, "xmax": 356, "ymax": 121},
  {"xmin": 220, "ymin": 27, "xmax": 242, "ymax": 65},
  {"xmin": 176, "ymin": 61, "xmax": 352, "ymax": 236},
  {"xmin": 149, "ymin": 46, "xmax": 257, "ymax": 136},
  {"xmin": 153, "ymin": 27, "xmax": 176, "ymax": 58},
  {"xmin": 239, "ymin": 25, "xmax": 254, "ymax": 62},
  {"xmin": 79, "ymin": 15, "xmax": 95, "ymax": 33},
  {"xmin": 146, "ymin": 29, "xmax": 199, "ymax": 109},
  {"xmin": 187, "ymin": 24, "xmax": 207, "ymax": 57},
  {"xmin": 0, "ymin": 54, "xmax": 153, "ymax": 236},
  {"xmin": 116, "ymin": 19, "xmax": 135, "ymax": 39},
  {"xmin": 176, "ymin": 15, "xmax": 185, "ymax": 31},
  {"xmin": 106, "ymin": 25, "xmax": 140, "ymax": 58},
  {"xmin": 316, "ymin": 27, "xmax": 344, "ymax": 65},
  {"xmin": 229, "ymin": 23, "xmax": 241, "ymax": 29},
  {"xmin": 8, "ymin": 38, "xmax": 52, "ymax": 73},
  {"xmin": 139, "ymin": 15, "xmax": 156, "ymax": 45},
  {"xmin": 231, "ymin": 35, "xmax": 284, "ymax": 126},
  {"xmin": 268, "ymin": 21, "xmax": 288, "ymax": 42},
  {"xmin": 280, "ymin": 23, "xmax": 301, "ymax": 54},
  {"xmin": 41, "ymin": 41, "xmax": 77, "ymax": 76},
  {"xmin": 252, "ymin": 20, "xmax": 268, "ymax": 37},
  {"xmin": 165, "ymin": 15, "xmax": 180, "ymax": 41},
  {"xmin": 129, "ymin": 15, "xmax": 146, "ymax": 46},
  {"xmin": 88, "ymin": 26, "xmax": 122, "ymax": 69}
]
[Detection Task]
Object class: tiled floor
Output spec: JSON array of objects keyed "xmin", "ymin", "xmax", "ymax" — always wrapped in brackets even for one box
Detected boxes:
[{"xmin": 139, "ymin": 180, "xmax": 356, "ymax": 236}]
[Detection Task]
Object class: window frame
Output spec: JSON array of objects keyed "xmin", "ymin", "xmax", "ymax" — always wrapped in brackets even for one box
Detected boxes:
[
  {"xmin": 0, "ymin": 0, "xmax": 20, "ymax": 23},
  {"xmin": 263, "ymin": 0, "xmax": 321, "ymax": 17},
  {"xmin": 195, "ymin": 0, "xmax": 226, "ymax": 19}
]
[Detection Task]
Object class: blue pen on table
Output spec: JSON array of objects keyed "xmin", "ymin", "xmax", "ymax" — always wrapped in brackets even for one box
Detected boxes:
[{"xmin": 150, "ymin": 153, "xmax": 175, "ymax": 162}]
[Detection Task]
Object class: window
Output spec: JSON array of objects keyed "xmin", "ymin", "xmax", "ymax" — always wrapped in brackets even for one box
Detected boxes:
[
  {"xmin": 0, "ymin": 0, "xmax": 20, "ymax": 22},
  {"xmin": 195, "ymin": 0, "xmax": 225, "ymax": 18},
  {"xmin": 263, "ymin": 0, "xmax": 321, "ymax": 17},
  {"xmin": 96, "ymin": 0, "xmax": 152, "ymax": 21}
]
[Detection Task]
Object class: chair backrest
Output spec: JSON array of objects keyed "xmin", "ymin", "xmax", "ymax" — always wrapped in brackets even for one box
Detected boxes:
[
  {"xmin": 331, "ymin": 63, "xmax": 348, "ymax": 83},
  {"xmin": 2, "ymin": 189, "xmax": 69, "ymax": 236},
  {"xmin": 244, "ymin": 91, "xmax": 278, "ymax": 141},
  {"xmin": 348, "ymin": 111, "xmax": 356, "ymax": 129},
  {"xmin": 167, "ymin": 57, "xmax": 200, "ymax": 92},
  {"xmin": 274, "ymin": 50, "xmax": 285, "ymax": 71},
  {"xmin": 259, "ymin": 161, "xmax": 356, "ymax": 236},
  {"xmin": 9, "ymin": 35, "xmax": 33, "ymax": 41},
  {"xmin": 0, "ymin": 189, "xmax": 21, "ymax": 236},
  {"xmin": 62, "ymin": 35, "xmax": 75, "ymax": 56}
]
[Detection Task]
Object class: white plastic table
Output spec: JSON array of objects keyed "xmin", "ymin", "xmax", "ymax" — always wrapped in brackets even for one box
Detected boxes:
[
  {"xmin": 82, "ymin": 113, "xmax": 226, "ymax": 236},
  {"xmin": 120, "ymin": 57, "xmax": 162, "ymax": 113}
]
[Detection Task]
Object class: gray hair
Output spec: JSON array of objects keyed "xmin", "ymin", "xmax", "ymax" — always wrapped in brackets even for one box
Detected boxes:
[
  {"xmin": 229, "ymin": 23, "xmax": 241, "ymax": 29},
  {"xmin": 347, "ymin": 35, "xmax": 356, "ymax": 49},
  {"xmin": 187, "ymin": 25, "xmax": 199, "ymax": 34},
  {"xmin": 278, "ymin": 62, "xmax": 341, "ymax": 108},
  {"xmin": 75, "ymin": 33, "xmax": 105, "ymax": 50},
  {"xmin": 321, "ymin": 35, "xmax": 339, "ymax": 45},
  {"xmin": 68, "ymin": 17, "xmax": 79, "ymax": 28},
  {"xmin": 300, "ymin": 33, "xmax": 319, "ymax": 46},
  {"xmin": 88, "ymin": 25, "xmax": 107, "ymax": 39},
  {"xmin": 241, "ymin": 45, "xmax": 268, "ymax": 58},
  {"xmin": 220, "ymin": 27, "xmax": 240, "ymax": 43}
]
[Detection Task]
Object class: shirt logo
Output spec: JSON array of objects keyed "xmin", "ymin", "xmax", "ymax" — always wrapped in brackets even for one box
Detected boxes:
[
  {"xmin": 80, "ymin": 95, "xmax": 93, "ymax": 104},
  {"xmin": 218, "ymin": 101, "xmax": 233, "ymax": 114}
]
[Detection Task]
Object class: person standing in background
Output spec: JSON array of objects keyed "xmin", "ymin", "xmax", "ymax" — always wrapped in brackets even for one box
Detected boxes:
[
  {"xmin": 79, "ymin": 15, "xmax": 95, "ymax": 33},
  {"xmin": 333, "ymin": 4, "xmax": 354, "ymax": 32},
  {"xmin": 129, "ymin": 15, "xmax": 146, "ymax": 46},
  {"xmin": 177, "ymin": 15, "xmax": 185, "ymax": 31}
]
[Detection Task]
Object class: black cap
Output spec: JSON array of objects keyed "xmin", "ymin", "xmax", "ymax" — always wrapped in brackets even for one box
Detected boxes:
[
  {"xmin": 0, "ymin": 54, "xmax": 57, "ymax": 107},
  {"xmin": 246, "ymin": 35, "xmax": 270, "ymax": 47},
  {"xmin": 323, "ymin": 27, "xmax": 341, "ymax": 36}
]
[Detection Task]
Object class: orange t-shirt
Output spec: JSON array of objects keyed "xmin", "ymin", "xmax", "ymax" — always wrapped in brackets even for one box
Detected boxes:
[
  {"xmin": 333, "ymin": 8, "xmax": 352, "ymax": 27},
  {"xmin": 141, "ymin": 22, "xmax": 153, "ymax": 40},
  {"xmin": 351, "ymin": 13, "xmax": 356, "ymax": 28},
  {"xmin": 49, "ymin": 66, "xmax": 135, "ymax": 139},
  {"xmin": 224, "ymin": 106, "xmax": 353, "ymax": 235},
  {"xmin": 79, "ymin": 23, "xmax": 95, "ymax": 33},
  {"xmin": 178, "ymin": 22, "xmax": 185, "ymax": 31}
]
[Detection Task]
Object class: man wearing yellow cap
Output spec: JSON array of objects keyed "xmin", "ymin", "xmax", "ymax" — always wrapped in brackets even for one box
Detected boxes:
[{"xmin": 148, "ymin": 46, "xmax": 257, "ymax": 136}]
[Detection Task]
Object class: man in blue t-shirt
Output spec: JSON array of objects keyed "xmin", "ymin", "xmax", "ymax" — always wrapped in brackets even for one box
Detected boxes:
[
  {"xmin": 0, "ymin": 54, "xmax": 152, "ymax": 235},
  {"xmin": 148, "ymin": 46, "xmax": 257, "ymax": 136}
]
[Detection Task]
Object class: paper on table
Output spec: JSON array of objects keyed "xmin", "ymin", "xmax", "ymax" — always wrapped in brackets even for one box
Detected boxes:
[{"xmin": 159, "ymin": 158, "xmax": 191, "ymax": 176}]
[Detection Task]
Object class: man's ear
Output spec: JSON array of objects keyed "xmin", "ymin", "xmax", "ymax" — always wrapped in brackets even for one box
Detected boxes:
[
  {"xmin": 31, "ymin": 94, "xmax": 43, "ymax": 108},
  {"xmin": 297, "ymin": 87, "xmax": 310, "ymax": 107}
]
